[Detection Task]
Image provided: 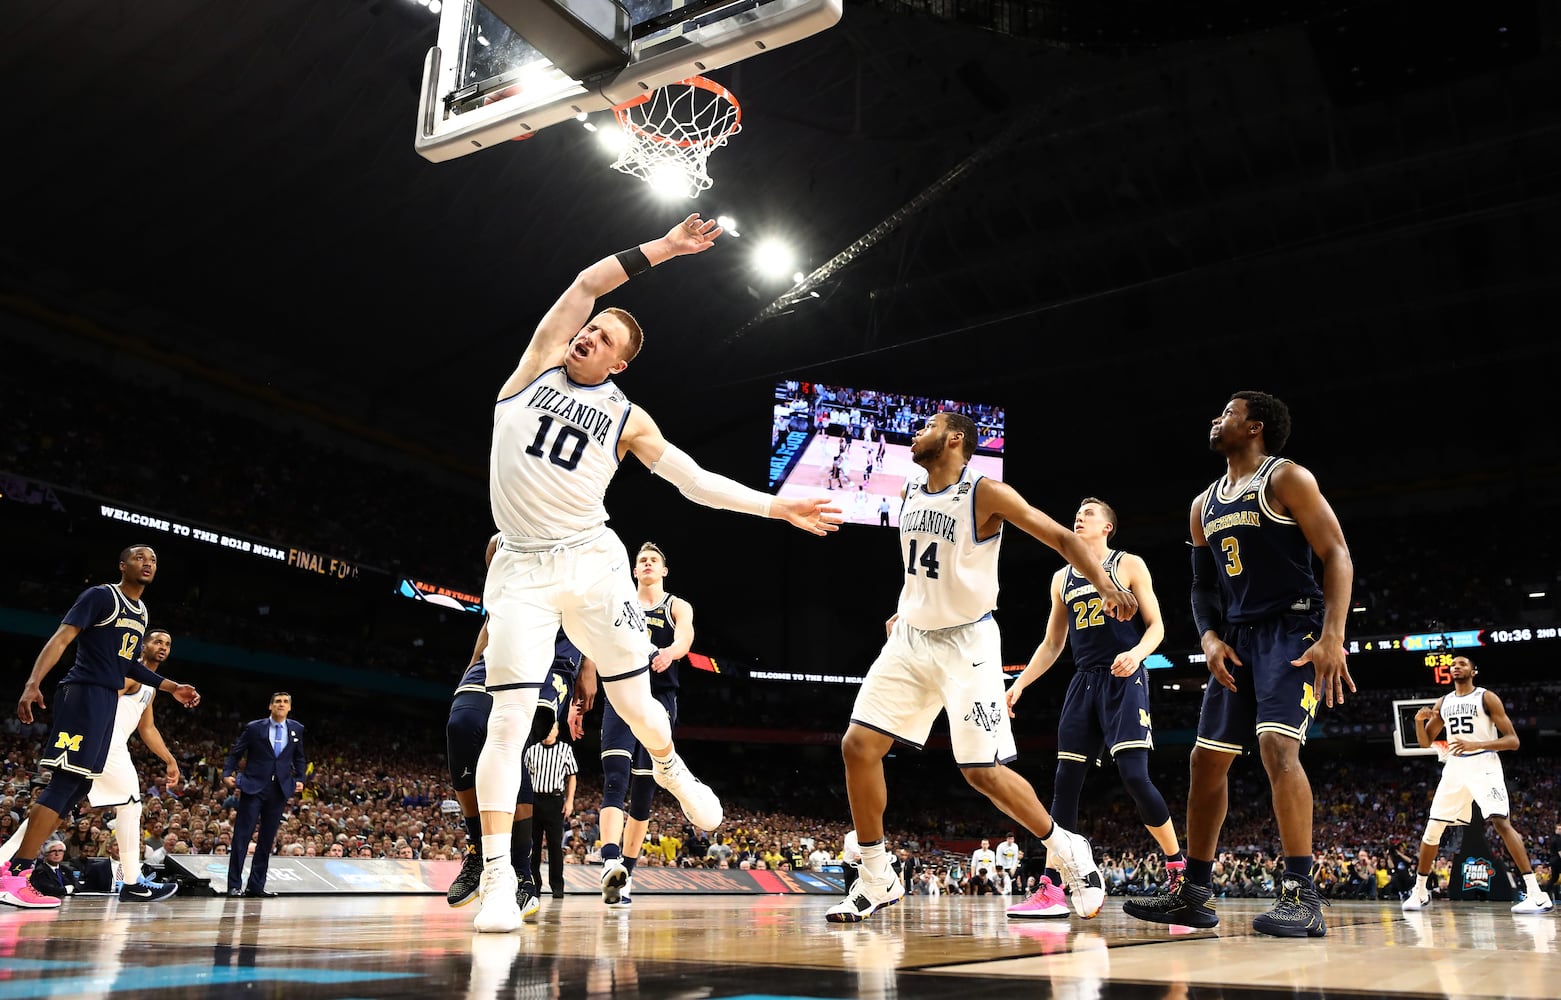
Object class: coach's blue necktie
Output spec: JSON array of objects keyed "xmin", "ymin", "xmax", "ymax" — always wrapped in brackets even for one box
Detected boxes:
[{"xmin": 273, "ymin": 724, "xmax": 286, "ymax": 757}]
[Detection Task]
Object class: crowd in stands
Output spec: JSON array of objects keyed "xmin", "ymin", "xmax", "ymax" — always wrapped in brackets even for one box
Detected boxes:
[{"xmin": 4, "ymin": 679, "xmax": 1556, "ymax": 900}]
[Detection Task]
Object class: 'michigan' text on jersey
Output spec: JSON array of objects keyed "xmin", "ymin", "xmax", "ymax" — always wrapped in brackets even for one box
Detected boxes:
[
  {"xmin": 1062, "ymin": 550, "xmax": 1145, "ymax": 668},
  {"xmin": 1199, "ymin": 456, "xmax": 1322, "ymax": 623}
]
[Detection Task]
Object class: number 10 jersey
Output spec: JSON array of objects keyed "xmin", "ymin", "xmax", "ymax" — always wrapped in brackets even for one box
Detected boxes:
[
  {"xmin": 896, "ymin": 466, "xmax": 1001, "ymax": 630},
  {"xmin": 491, "ymin": 366, "xmax": 634, "ymax": 540}
]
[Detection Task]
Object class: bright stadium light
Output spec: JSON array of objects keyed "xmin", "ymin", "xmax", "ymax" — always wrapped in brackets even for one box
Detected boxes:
[{"xmin": 754, "ymin": 240, "xmax": 796, "ymax": 279}]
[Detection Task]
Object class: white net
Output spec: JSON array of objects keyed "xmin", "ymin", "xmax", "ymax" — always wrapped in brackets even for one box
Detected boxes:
[{"xmin": 611, "ymin": 77, "xmax": 742, "ymax": 198}]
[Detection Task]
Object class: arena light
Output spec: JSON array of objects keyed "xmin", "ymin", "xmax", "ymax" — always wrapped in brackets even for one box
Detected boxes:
[
  {"xmin": 1529, "ymin": 591, "xmax": 1547, "ymax": 599},
  {"xmin": 648, "ymin": 161, "xmax": 694, "ymax": 199},
  {"xmin": 596, "ymin": 126, "xmax": 627, "ymax": 154},
  {"xmin": 753, "ymin": 239, "xmax": 796, "ymax": 280}
]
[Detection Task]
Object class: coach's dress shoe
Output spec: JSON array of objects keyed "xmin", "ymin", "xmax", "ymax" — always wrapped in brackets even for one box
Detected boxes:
[{"xmin": 243, "ymin": 888, "xmax": 279, "ymax": 898}]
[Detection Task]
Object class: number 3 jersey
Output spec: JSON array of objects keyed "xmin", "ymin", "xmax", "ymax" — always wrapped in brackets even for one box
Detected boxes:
[
  {"xmin": 1198, "ymin": 455, "xmax": 1322, "ymax": 624},
  {"xmin": 491, "ymin": 366, "xmax": 634, "ymax": 540},
  {"xmin": 896, "ymin": 466, "xmax": 1001, "ymax": 630}
]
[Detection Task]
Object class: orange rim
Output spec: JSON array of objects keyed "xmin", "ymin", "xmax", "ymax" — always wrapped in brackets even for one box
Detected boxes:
[{"xmin": 612, "ymin": 76, "xmax": 742, "ymax": 150}]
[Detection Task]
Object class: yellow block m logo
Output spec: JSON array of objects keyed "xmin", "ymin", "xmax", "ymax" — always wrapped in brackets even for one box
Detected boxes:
[{"xmin": 53, "ymin": 731, "xmax": 84, "ymax": 753}]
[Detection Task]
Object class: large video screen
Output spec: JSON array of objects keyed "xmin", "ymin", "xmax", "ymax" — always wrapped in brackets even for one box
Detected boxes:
[{"xmin": 770, "ymin": 381, "xmax": 1005, "ymax": 527}]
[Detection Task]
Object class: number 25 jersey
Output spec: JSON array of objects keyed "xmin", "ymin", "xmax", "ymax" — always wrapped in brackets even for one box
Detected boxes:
[
  {"xmin": 897, "ymin": 466, "xmax": 1001, "ymax": 630},
  {"xmin": 491, "ymin": 366, "xmax": 634, "ymax": 540}
]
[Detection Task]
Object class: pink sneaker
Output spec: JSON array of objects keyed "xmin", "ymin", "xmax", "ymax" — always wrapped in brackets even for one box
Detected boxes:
[
  {"xmin": 0, "ymin": 864, "xmax": 61, "ymax": 909},
  {"xmin": 1005, "ymin": 876, "xmax": 1070, "ymax": 919}
]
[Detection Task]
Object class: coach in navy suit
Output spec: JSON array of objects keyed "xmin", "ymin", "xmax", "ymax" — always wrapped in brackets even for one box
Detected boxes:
[{"xmin": 223, "ymin": 691, "xmax": 308, "ymax": 896}]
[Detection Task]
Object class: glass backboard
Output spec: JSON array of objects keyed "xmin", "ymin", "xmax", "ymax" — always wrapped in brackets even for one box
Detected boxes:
[{"xmin": 416, "ymin": 0, "xmax": 842, "ymax": 162}]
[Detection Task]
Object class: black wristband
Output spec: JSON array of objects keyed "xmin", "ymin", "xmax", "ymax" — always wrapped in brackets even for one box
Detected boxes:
[{"xmin": 615, "ymin": 246, "xmax": 651, "ymax": 277}]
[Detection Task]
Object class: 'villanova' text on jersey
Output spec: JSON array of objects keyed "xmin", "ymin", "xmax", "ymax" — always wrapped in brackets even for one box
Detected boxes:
[
  {"xmin": 491, "ymin": 367, "xmax": 633, "ymax": 540},
  {"xmin": 1199, "ymin": 456, "xmax": 1322, "ymax": 623},
  {"xmin": 1439, "ymin": 687, "xmax": 1497, "ymax": 757},
  {"xmin": 897, "ymin": 467, "xmax": 1001, "ymax": 630}
]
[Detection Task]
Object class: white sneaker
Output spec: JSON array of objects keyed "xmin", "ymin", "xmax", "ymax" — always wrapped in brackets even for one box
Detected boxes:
[
  {"xmin": 1402, "ymin": 887, "xmax": 1432, "ymax": 911},
  {"xmin": 1047, "ymin": 830, "xmax": 1106, "ymax": 919},
  {"xmin": 825, "ymin": 871, "xmax": 905, "ymax": 923},
  {"xmin": 473, "ymin": 865, "xmax": 522, "ymax": 933},
  {"xmin": 602, "ymin": 857, "xmax": 629, "ymax": 905},
  {"xmin": 1512, "ymin": 890, "xmax": 1554, "ymax": 914},
  {"xmin": 612, "ymin": 875, "xmax": 634, "ymax": 909},
  {"xmin": 653, "ymin": 754, "xmax": 723, "ymax": 831}
]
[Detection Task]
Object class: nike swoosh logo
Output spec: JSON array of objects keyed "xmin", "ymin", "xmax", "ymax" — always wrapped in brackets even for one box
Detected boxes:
[
  {"xmin": 971, "ymin": 661, "xmax": 985, "ymax": 668},
  {"xmin": 126, "ymin": 887, "xmax": 154, "ymax": 898}
]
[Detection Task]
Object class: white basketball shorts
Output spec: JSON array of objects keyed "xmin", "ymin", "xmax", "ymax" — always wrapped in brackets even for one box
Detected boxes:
[
  {"xmin": 850, "ymin": 615, "xmax": 1015, "ymax": 767},
  {"xmin": 483, "ymin": 528, "xmax": 656, "ymax": 689},
  {"xmin": 87, "ymin": 743, "xmax": 141, "ymax": 808},
  {"xmin": 1429, "ymin": 752, "xmax": 1509, "ymax": 823}
]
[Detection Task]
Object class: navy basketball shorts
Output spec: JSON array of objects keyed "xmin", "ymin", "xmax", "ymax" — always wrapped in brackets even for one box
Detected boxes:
[
  {"xmin": 38, "ymin": 683, "xmax": 119, "ymax": 778},
  {"xmin": 601, "ymin": 687, "xmax": 677, "ymax": 772},
  {"xmin": 1057, "ymin": 666, "xmax": 1154, "ymax": 763},
  {"xmin": 537, "ymin": 662, "xmax": 575, "ymax": 721},
  {"xmin": 446, "ymin": 692, "xmax": 490, "ymax": 793},
  {"xmin": 1195, "ymin": 610, "xmax": 1323, "ymax": 753}
]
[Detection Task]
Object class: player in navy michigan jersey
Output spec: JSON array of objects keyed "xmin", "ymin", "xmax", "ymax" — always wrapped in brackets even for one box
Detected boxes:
[
  {"xmin": 1005, "ymin": 497, "xmax": 1183, "ymax": 918},
  {"xmin": 829, "ymin": 412, "xmax": 1137, "ymax": 923},
  {"xmin": 1125, "ymin": 391, "xmax": 1353, "ymax": 938},
  {"xmin": 7, "ymin": 545, "xmax": 200, "ymax": 877},
  {"xmin": 597, "ymin": 541, "xmax": 693, "ymax": 908}
]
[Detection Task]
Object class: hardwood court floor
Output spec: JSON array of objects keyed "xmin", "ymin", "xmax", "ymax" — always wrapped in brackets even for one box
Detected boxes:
[{"xmin": 0, "ymin": 892, "xmax": 1554, "ymax": 999}]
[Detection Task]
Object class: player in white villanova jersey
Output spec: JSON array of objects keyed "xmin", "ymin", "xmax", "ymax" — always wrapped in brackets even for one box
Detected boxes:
[
  {"xmin": 1405, "ymin": 655, "xmax": 1553, "ymax": 913},
  {"xmin": 474, "ymin": 214, "xmax": 841, "ymax": 933},
  {"xmin": 827, "ymin": 411, "xmax": 1138, "ymax": 923}
]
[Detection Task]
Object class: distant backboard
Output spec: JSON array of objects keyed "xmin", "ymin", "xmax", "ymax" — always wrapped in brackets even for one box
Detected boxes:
[
  {"xmin": 416, "ymin": 0, "xmax": 842, "ymax": 163},
  {"xmin": 1391, "ymin": 698, "xmax": 1443, "ymax": 758}
]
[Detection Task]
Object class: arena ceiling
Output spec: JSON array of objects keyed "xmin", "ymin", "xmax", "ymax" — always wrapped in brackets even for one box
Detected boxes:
[{"xmin": 4, "ymin": 0, "xmax": 1560, "ymax": 499}]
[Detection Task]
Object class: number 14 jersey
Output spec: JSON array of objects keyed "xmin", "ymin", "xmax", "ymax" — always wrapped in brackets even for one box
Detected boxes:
[
  {"xmin": 897, "ymin": 466, "xmax": 1001, "ymax": 630},
  {"xmin": 491, "ymin": 366, "xmax": 634, "ymax": 540}
]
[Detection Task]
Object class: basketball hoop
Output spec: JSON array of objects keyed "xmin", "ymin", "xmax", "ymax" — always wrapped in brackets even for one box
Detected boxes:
[{"xmin": 610, "ymin": 77, "xmax": 742, "ymax": 198}]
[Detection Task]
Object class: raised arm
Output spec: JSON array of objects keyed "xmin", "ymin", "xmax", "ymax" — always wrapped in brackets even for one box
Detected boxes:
[
  {"xmin": 497, "ymin": 214, "xmax": 723, "ymax": 400},
  {"xmin": 975, "ymin": 478, "xmax": 1137, "ymax": 620},
  {"xmin": 1006, "ymin": 570, "xmax": 1070, "ymax": 715},
  {"xmin": 1269, "ymin": 461, "xmax": 1354, "ymax": 706},
  {"xmin": 621, "ymin": 407, "xmax": 841, "ymax": 536}
]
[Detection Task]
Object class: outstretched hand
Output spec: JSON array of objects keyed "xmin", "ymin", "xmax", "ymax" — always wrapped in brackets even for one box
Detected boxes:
[
  {"xmin": 664, "ymin": 213, "xmax": 723, "ymax": 256},
  {"xmin": 773, "ymin": 497, "xmax": 843, "ymax": 536},
  {"xmin": 171, "ymin": 684, "xmax": 201, "ymax": 709}
]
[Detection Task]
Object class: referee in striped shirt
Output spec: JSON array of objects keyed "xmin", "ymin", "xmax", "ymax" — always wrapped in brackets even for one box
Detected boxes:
[{"xmin": 524, "ymin": 722, "xmax": 578, "ymax": 898}]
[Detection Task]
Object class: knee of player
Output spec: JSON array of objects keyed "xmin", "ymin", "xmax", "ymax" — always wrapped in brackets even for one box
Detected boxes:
[
  {"xmin": 1256, "ymin": 733, "xmax": 1302, "ymax": 772},
  {"xmin": 840, "ymin": 726, "xmax": 881, "ymax": 763},
  {"xmin": 960, "ymin": 765, "xmax": 1001, "ymax": 794}
]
